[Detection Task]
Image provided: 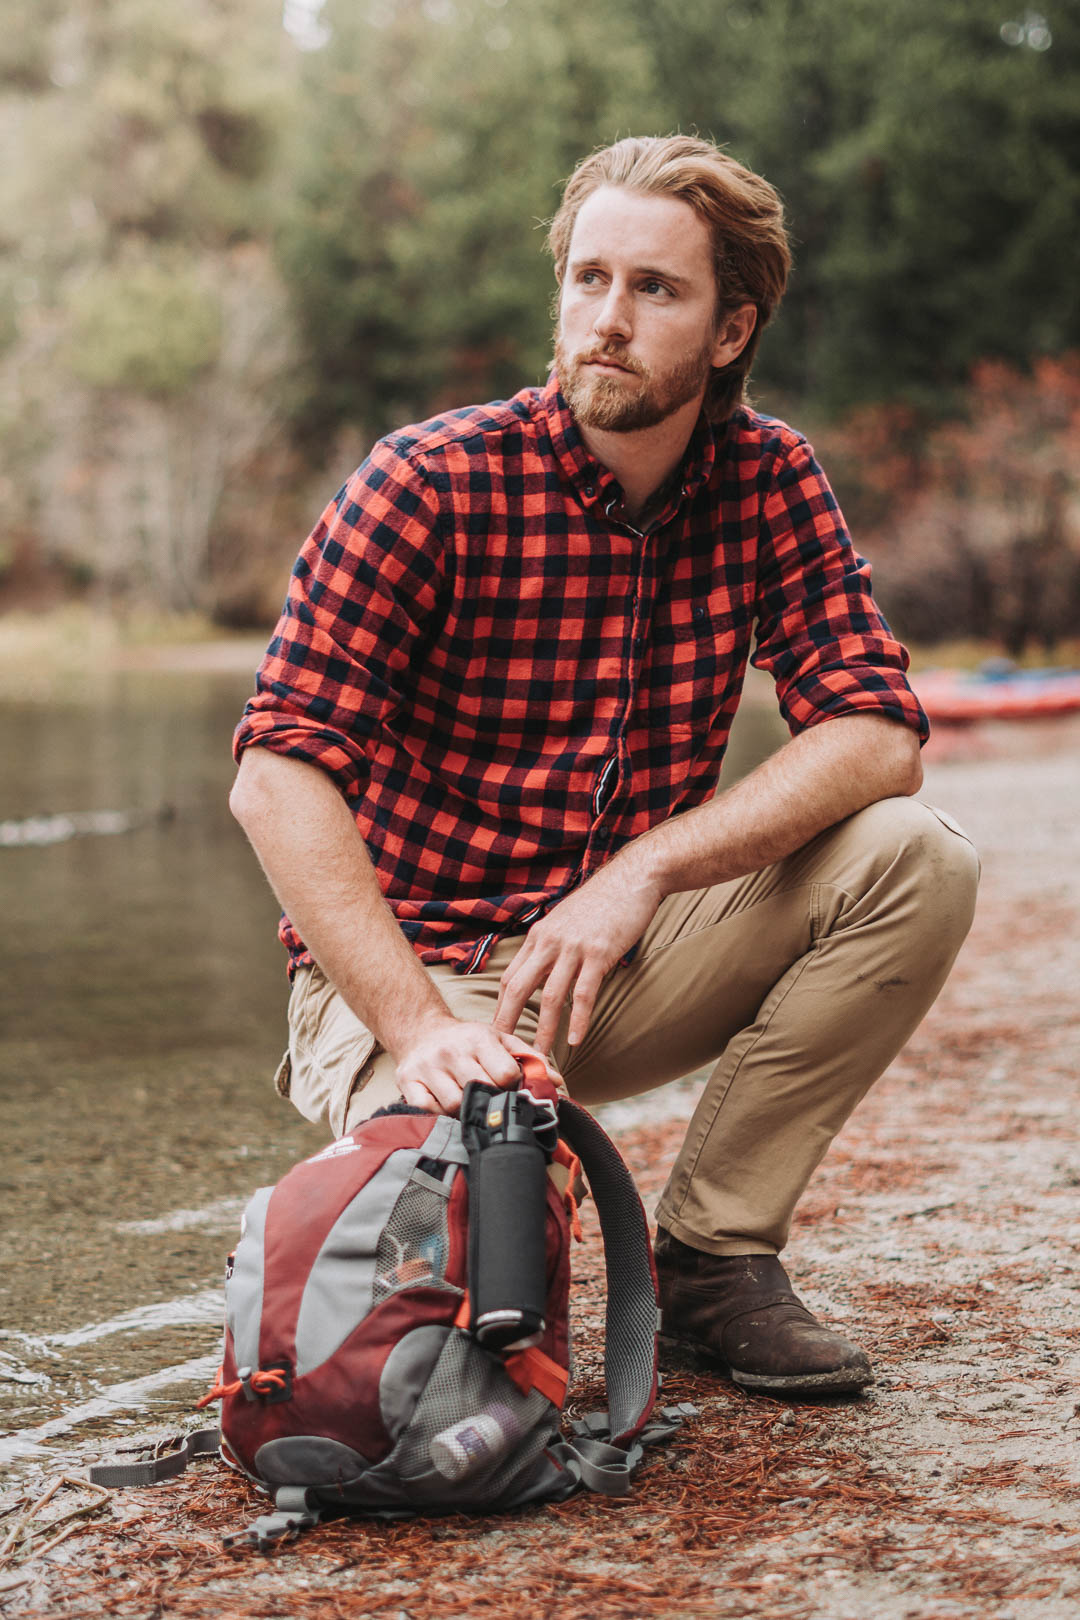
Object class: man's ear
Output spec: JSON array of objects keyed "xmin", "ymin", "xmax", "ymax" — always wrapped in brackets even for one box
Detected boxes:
[{"xmin": 711, "ymin": 303, "xmax": 757, "ymax": 368}]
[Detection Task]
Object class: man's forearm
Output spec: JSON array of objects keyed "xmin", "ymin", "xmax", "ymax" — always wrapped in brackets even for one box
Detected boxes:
[
  {"xmin": 228, "ymin": 749, "xmax": 450, "ymax": 1059},
  {"xmin": 230, "ymin": 748, "xmax": 537, "ymax": 1112},
  {"xmin": 621, "ymin": 711, "xmax": 923, "ymax": 898}
]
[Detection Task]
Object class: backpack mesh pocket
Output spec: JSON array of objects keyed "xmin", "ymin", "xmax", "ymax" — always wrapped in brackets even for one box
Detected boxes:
[
  {"xmin": 374, "ymin": 1176, "xmax": 457, "ymax": 1300},
  {"xmin": 391, "ymin": 1329, "xmax": 556, "ymax": 1506}
]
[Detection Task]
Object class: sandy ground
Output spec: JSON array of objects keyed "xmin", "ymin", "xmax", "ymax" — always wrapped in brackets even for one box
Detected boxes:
[{"xmin": 2, "ymin": 715, "xmax": 1079, "ymax": 1619}]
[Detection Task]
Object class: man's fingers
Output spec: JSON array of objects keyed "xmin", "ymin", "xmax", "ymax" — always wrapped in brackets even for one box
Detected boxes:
[
  {"xmin": 533, "ymin": 958, "xmax": 578, "ymax": 1054},
  {"xmin": 398, "ymin": 1078, "xmax": 444, "ymax": 1112},
  {"xmin": 472, "ymin": 1029, "xmax": 524, "ymax": 1086},
  {"xmin": 496, "ymin": 933, "xmax": 601, "ymax": 1051},
  {"xmin": 399, "ymin": 1067, "xmax": 464, "ymax": 1115},
  {"xmin": 396, "ymin": 1020, "xmax": 521, "ymax": 1115},
  {"xmin": 493, "ymin": 946, "xmax": 545, "ymax": 1035},
  {"xmin": 430, "ymin": 1074, "xmax": 465, "ymax": 1113},
  {"xmin": 566, "ymin": 963, "xmax": 604, "ymax": 1047},
  {"xmin": 498, "ymin": 1030, "xmax": 558, "ymax": 1069},
  {"xmin": 499, "ymin": 1030, "xmax": 566, "ymax": 1091},
  {"xmin": 492, "ymin": 972, "xmax": 530, "ymax": 1034}
]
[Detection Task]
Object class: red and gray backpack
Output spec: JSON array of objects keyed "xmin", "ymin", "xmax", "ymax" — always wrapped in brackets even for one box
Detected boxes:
[{"xmin": 93, "ymin": 1058, "xmax": 693, "ymax": 1546}]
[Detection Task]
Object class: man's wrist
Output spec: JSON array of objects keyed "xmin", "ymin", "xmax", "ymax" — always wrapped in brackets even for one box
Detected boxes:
[
  {"xmin": 608, "ymin": 831, "xmax": 673, "ymax": 903},
  {"xmin": 376, "ymin": 999, "xmax": 459, "ymax": 1066}
]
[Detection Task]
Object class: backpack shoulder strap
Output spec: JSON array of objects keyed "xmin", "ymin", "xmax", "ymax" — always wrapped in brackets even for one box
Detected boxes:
[{"xmin": 556, "ymin": 1097, "xmax": 659, "ymax": 1446}]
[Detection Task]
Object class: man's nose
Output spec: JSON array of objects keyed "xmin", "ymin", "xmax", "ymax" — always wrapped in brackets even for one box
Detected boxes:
[{"xmin": 593, "ymin": 285, "xmax": 632, "ymax": 344}]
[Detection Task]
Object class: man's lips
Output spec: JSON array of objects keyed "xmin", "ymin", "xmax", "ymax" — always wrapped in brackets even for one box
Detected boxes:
[{"xmin": 584, "ymin": 356, "xmax": 638, "ymax": 375}]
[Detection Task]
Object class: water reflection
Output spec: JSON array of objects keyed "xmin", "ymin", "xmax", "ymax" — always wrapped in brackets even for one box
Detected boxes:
[{"xmin": 0, "ymin": 670, "xmax": 326, "ymax": 1463}]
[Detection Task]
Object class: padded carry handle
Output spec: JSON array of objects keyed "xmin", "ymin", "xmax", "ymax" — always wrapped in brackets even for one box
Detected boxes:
[
  {"xmin": 556, "ymin": 1097, "xmax": 659, "ymax": 1446},
  {"xmin": 514, "ymin": 1053, "xmax": 658, "ymax": 1445},
  {"xmin": 511, "ymin": 1056, "xmax": 658, "ymax": 1444}
]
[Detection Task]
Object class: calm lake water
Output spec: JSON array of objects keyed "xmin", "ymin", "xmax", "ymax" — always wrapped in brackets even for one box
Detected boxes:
[{"xmin": 0, "ymin": 661, "xmax": 786, "ymax": 1479}]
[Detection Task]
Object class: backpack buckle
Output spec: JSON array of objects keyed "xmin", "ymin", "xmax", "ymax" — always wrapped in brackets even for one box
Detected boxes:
[{"xmin": 223, "ymin": 1489, "xmax": 321, "ymax": 1550}]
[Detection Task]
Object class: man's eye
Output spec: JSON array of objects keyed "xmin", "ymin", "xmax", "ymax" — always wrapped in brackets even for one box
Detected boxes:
[{"xmin": 644, "ymin": 280, "xmax": 671, "ymax": 297}]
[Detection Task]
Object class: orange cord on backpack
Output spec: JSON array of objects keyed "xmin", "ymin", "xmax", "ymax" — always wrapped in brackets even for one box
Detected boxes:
[
  {"xmin": 196, "ymin": 1366, "xmax": 287, "ymax": 1409},
  {"xmin": 563, "ymin": 1161, "xmax": 584, "ymax": 1243},
  {"xmin": 551, "ymin": 1144, "xmax": 584, "ymax": 1242}
]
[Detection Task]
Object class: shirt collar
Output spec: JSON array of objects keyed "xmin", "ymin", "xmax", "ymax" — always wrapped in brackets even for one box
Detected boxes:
[{"xmin": 540, "ymin": 371, "xmax": 719, "ymax": 516}]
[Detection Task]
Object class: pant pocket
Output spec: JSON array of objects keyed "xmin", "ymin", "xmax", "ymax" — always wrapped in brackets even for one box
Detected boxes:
[
  {"xmin": 272, "ymin": 1049, "xmax": 292, "ymax": 1099},
  {"xmin": 287, "ymin": 964, "xmax": 379, "ymax": 1132}
]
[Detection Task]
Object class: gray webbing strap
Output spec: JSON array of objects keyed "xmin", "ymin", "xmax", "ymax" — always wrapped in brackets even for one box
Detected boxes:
[
  {"xmin": 547, "ymin": 1436, "xmax": 644, "ymax": 1497},
  {"xmin": 572, "ymin": 1403, "xmax": 699, "ymax": 1447},
  {"xmin": 89, "ymin": 1427, "xmax": 220, "ymax": 1488},
  {"xmin": 638, "ymin": 1402, "xmax": 700, "ymax": 1445},
  {"xmin": 556, "ymin": 1403, "xmax": 697, "ymax": 1498},
  {"xmin": 557, "ymin": 1098, "xmax": 658, "ymax": 1445}
]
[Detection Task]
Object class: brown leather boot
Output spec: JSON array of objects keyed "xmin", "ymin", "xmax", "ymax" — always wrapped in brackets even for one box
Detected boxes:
[{"xmin": 655, "ymin": 1229, "xmax": 873, "ymax": 1397}]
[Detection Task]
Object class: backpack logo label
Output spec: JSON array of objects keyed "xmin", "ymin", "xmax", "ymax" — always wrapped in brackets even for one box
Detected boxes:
[{"xmin": 309, "ymin": 1138, "xmax": 363, "ymax": 1163}]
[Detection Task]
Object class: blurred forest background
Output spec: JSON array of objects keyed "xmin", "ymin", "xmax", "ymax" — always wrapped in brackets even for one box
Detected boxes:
[{"xmin": 1, "ymin": 0, "xmax": 1078, "ymax": 651}]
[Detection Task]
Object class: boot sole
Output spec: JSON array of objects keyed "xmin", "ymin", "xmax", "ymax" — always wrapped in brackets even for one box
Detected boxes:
[{"xmin": 658, "ymin": 1332, "xmax": 874, "ymax": 1398}]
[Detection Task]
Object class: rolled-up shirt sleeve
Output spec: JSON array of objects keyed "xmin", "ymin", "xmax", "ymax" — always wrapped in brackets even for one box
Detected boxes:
[
  {"xmin": 750, "ymin": 435, "xmax": 929, "ymax": 743},
  {"xmin": 233, "ymin": 440, "xmax": 446, "ymax": 797}
]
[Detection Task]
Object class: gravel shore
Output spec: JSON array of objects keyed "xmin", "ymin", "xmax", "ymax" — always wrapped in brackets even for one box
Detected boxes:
[{"xmin": 3, "ymin": 714, "xmax": 1078, "ymax": 1619}]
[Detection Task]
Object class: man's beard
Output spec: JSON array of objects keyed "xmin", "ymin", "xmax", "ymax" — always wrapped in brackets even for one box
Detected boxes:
[{"xmin": 554, "ymin": 330, "xmax": 714, "ymax": 433}]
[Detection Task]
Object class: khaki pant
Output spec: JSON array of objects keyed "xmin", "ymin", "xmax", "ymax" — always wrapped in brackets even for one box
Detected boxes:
[{"xmin": 278, "ymin": 797, "xmax": 978, "ymax": 1255}]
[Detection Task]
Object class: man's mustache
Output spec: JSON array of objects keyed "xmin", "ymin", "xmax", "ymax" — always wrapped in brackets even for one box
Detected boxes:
[{"xmin": 576, "ymin": 347, "xmax": 647, "ymax": 379}]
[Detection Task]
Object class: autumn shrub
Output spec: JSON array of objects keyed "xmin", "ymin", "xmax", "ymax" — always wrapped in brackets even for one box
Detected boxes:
[{"xmin": 824, "ymin": 355, "xmax": 1080, "ymax": 653}]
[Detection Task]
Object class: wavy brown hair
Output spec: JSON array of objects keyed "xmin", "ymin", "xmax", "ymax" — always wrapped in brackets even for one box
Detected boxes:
[{"xmin": 548, "ymin": 135, "xmax": 791, "ymax": 422}]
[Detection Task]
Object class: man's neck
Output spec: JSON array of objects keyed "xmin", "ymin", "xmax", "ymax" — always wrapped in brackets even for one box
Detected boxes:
[{"xmin": 578, "ymin": 394, "xmax": 704, "ymax": 528}]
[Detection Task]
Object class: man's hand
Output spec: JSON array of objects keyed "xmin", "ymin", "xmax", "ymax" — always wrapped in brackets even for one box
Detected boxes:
[
  {"xmin": 491, "ymin": 714, "xmax": 922, "ymax": 1057},
  {"xmin": 394, "ymin": 1016, "xmax": 559, "ymax": 1114},
  {"xmin": 493, "ymin": 859, "xmax": 664, "ymax": 1054}
]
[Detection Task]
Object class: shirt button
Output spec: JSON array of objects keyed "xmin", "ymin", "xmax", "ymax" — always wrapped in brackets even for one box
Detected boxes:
[{"xmin": 584, "ymin": 484, "xmax": 595, "ymax": 498}]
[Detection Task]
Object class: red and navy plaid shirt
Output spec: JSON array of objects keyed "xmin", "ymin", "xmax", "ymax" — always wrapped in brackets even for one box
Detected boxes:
[{"xmin": 235, "ymin": 375, "xmax": 928, "ymax": 977}]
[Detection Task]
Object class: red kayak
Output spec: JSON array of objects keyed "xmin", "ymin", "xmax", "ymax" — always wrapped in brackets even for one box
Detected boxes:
[{"xmin": 913, "ymin": 667, "xmax": 1080, "ymax": 723}]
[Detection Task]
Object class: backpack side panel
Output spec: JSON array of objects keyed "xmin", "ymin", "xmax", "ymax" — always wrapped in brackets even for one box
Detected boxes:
[
  {"xmin": 220, "ymin": 1120, "xmax": 469, "ymax": 1480},
  {"xmin": 225, "ymin": 1185, "xmax": 273, "ymax": 1376},
  {"xmin": 290, "ymin": 1148, "xmax": 418, "ymax": 1377},
  {"xmin": 538, "ymin": 1176, "xmax": 572, "ymax": 1377},
  {"xmin": 258, "ymin": 1115, "xmax": 438, "ymax": 1335}
]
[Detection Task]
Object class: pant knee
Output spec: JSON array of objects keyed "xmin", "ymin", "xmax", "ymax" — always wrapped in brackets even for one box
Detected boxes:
[{"xmin": 852, "ymin": 795, "xmax": 979, "ymax": 947}]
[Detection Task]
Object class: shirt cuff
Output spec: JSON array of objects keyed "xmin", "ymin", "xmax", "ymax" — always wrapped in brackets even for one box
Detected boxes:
[
  {"xmin": 232, "ymin": 710, "xmax": 371, "ymax": 798},
  {"xmin": 779, "ymin": 664, "xmax": 930, "ymax": 744}
]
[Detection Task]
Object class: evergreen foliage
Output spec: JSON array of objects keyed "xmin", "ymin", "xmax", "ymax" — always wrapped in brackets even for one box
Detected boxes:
[
  {"xmin": 281, "ymin": 0, "xmax": 1080, "ymax": 436},
  {"xmin": 279, "ymin": 0, "xmax": 664, "ymax": 442},
  {"xmin": 0, "ymin": 0, "xmax": 1077, "ymax": 635},
  {"xmin": 65, "ymin": 261, "xmax": 222, "ymax": 396}
]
